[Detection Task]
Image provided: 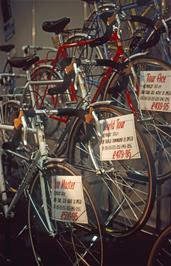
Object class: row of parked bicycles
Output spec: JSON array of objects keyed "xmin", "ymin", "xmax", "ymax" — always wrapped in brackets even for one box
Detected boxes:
[{"xmin": 0, "ymin": 0, "xmax": 171, "ymax": 265}]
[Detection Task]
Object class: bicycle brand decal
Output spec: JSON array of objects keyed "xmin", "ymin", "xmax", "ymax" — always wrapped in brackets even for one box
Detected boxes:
[
  {"xmin": 139, "ymin": 71, "xmax": 171, "ymax": 112},
  {"xmin": 51, "ymin": 175, "xmax": 88, "ymax": 224},
  {"xmin": 99, "ymin": 113, "xmax": 140, "ymax": 161}
]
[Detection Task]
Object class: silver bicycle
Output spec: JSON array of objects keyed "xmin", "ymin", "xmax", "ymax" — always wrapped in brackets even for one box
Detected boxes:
[{"xmin": 0, "ymin": 56, "xmax": 103, "ymax": 266}]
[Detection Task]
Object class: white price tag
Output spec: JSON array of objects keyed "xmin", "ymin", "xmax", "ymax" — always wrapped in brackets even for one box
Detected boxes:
[
  {"xmin": 139, "ymin": 71, "xmax": 171, "ymax": 112},
  {"xmin": 99, "ymin": 113, "xmax": 140, "ymax": 161},
  {"xmin": 51, "ymin": 175, "xmax": 88, "ymax": 224}
]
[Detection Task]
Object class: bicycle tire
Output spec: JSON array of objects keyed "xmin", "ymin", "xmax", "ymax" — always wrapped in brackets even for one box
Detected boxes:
[
  {"xmin": 147, "ymin": 225, "xmax": 171, "ymax": 266},
  {"xmin": 31, "ymin": 65, "xmax": 72, "ymax": 143},
  {"xmin": 103, "ymin": 55, "xmax": 171, "ymax": 179},
  {"xmin": 159, "ymin": 17, "xmax": 171, "ymax": 64},
  {"xmin": 66, "ymin": 32, "xmax": 104, "ymax": 95},
  {"xmin": 28, "ymin": 160, "xmax": 103, "ymax": 266},
  {"xmin": 68, "ymin": 102, "xmax": 156, "ymax": 237}
]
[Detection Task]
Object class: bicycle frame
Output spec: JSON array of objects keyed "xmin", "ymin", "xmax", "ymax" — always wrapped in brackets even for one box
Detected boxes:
[
  {"xmin": 0, "ymin": 77, "xmax": 64, "ymax": 236},
  {"xmin": 32, "ymin": 25, "xmax": 126, "ymax": 111},
  {"xmin": 38, "ymin": 26, "xmax": 146, "ymax": 120},
  {"xmin": 31, "ymin": 0, "xmax": 170, "ymax": 127}
]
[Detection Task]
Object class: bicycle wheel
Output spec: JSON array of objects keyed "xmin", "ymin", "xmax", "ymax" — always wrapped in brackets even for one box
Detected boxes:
[
  {"xmin": 103, "ymin": 55, "xmax": 171, "ymax": 179},
  {"xmin": 147, "ymin": 225, "xmax": 171, "ymax": 266},
  {"xmin": 68, "ymin": 103, "xmax": 156, "ymax": 237},
  {"xmin": 31, "ymin": 64, "xmax": 72, "ymax": 109},
  {"xmin": 66, "ymin": 32, "xmax": 104, "ymax": 97},
  {"xmin": 159, "ymin": 17, "xmax": 171, "ymax": 64},
  {"xmin": 31, "ymin": 64, "xmax": 72, "ymax": 145},
  {"xmin": 28, "ymin": 161, "xmax": 103, "ymax": 266}
]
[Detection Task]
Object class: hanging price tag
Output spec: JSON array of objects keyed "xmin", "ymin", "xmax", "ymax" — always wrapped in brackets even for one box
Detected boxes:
[
  {"xmin": 51, "ymin": 175, "xmax": 88, "ymax": 224},
  {"xmin": 139, "ymin": 70, "xmax": 171, "ymax": 112},
  {"xmin": 99, "ymin": 113, "xmax": 140, "ymax": 161}
]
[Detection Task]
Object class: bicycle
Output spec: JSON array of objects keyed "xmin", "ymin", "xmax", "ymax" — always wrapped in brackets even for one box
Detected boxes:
[
  {"xmin": 24, "ymin": 13, "xmax": 115, "ymax": 138},
  {"xmin": 31, "ymin": 13, "xmax": 171, "ymax": 183},
  {"xmin": 81, "ymin": 0, "xmax": 169, "ymax": 56},
  {"xmin": 0, "ymin": 55, "xmax": 104, "ymax": 265},
  {"xmin": 38, "ymin": 57, "xmax": 157, "ymax": 238},
  {"xmin": 3, "ymin": 53, "xmax": 158, "ymax": 239},
  {"xmin": 17, "ymin": 13, "xmax": 171, "ymax": 238}
]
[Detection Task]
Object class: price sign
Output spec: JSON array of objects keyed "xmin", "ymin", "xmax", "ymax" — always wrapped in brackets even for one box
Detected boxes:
[
  {"xmin": 139, "ymin": 71, "xmax": 171, "ymax": 112},
  {"xmin": 99, "ymin": 113, "xmax": 140, "ymax": 161},
  {"xmin": 51, "ymin": 175, "xmax": 88, "ymax": 224}
]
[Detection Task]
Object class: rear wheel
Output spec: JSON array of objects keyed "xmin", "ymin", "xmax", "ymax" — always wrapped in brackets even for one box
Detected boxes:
[{"xmin": 31, "ymin": 65, "xmax": 71, "ymax": 147}]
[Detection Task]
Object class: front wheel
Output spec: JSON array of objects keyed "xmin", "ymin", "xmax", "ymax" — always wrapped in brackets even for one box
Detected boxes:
[
  {"xmin": 28, "ymin": 161, "xmax": 103, "ymax": 266},
  {"xmin": 147, "ymin": 225, "xmax": 171, "ymax": 266},
  {"xmin": 68, "ymin": 103, "xmax": 156, "ymax": 237},
  {"xmin": 103, "ymin": 55, "xmax": 171, "ymax": 180}
]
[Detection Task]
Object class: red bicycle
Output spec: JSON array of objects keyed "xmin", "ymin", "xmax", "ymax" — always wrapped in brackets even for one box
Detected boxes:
[{"xmin": 28, "ymin": 14, "xmax": 171, "ymax": 182}]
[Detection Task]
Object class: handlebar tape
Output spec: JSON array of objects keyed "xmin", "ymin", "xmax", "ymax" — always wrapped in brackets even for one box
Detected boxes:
[
  {"xmin": 56, "ymin": 108, "xmax": 85, "ymax": 118},
  {"xmin": 95, "ymin": 59, "xmax": 125, "ymax": 70},
  {"xmin": 130, "ymin": 15, "xmax": 154, "ymax": 28}
]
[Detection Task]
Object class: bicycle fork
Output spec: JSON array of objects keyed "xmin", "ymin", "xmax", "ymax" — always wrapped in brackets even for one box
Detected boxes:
[{"xmin": 0, "ymin": 150, "xmax": 40, "ymax": 218}]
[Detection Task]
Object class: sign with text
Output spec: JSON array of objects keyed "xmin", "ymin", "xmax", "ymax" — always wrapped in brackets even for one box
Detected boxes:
[
  {"xmin": 139, "ymin": 71, "xmax": 171, "ymax": 112},
  {"xmin": 51, "ymin": 175, "xmax": 88, "ymax": 224},
  {"xmin": 99, "ymin": 113, "xmax": 140, "ymax": 161}
]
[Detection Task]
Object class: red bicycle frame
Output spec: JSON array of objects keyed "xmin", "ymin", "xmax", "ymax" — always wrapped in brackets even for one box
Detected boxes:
[{"xmin": 32, "ymin": 27, "xmax": 134, "ymax": 123}]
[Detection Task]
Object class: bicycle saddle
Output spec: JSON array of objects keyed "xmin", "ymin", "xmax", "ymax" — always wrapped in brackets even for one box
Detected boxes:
[
  {"xmin": 0, "ymin": 44, "xmax": 15, "ymax": 53},
  {"xmin": 42, "ymin": 17, "xmax": 70, "ymax": 34},
  {"xmin": 9, "ymin": 55, "xmax": 39, "ymax": 70}
]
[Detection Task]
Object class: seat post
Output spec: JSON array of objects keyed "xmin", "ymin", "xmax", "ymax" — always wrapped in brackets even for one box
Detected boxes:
[{"xmin": 51, "ymin": 32, "xmax": 64, "ymax": 47}]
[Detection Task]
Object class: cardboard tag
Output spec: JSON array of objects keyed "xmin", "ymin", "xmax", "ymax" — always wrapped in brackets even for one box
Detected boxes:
[
  {"xmin": 99, "ymin": 113, "xmax": 140, "ymax": 161},
  {"xmin": 139, "ymin": 71, "xmax": 171, "ymax": 112},
  {"xmin": 51, "ymin": 175, "xmax": 88, "ymax": 224}
]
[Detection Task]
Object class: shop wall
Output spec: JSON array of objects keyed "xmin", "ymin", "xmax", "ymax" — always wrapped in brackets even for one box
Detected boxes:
[{"xmin": 0, "ymin": 0, "xmax": 84, "ymax": 70}]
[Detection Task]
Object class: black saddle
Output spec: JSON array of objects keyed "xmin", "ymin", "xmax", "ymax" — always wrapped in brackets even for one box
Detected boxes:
[
  {"xmin": 9, "ymin": 55, "xmax": 39, "ymax": 70},
  {"xmin": 42, "ymin": 17, "xmax": 70, "ymax": 34},
  {"xmin": 0, "ymin": 44, "xmax": 15, "ymax": 53}
]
